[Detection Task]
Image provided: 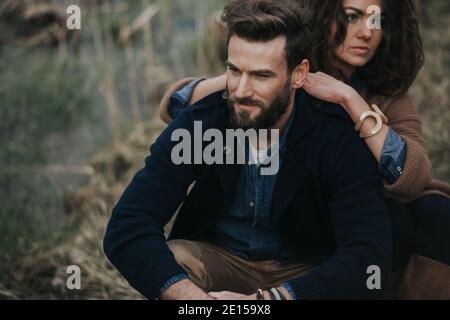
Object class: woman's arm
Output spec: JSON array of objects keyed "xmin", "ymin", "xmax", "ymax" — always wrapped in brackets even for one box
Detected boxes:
[
  {"xmin": 189, "ymin": 74, "xmax": 227, "ymax": 105},
  {"xmin": 304, "ymin": 72, "xmax": 389, "ymax": 162},
  {"xmin": 377, "ymin": 94, "xmax": 433, "ymax": 198},
  {"xmin": 304, "ymin": 72, "xmax": 432, "ymax": 198},
  {"xmin": 159, "ymin": 77, "xmax": 198, "ymax": 124},
  {"xmin": 159, "ymin": 74, "xmax": 227, "ymax": 124}
]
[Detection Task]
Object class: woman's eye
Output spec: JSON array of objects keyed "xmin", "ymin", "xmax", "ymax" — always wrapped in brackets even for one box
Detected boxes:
[{"xmin": 346, "ymin": 14, "xmax": 359, "ymax": 24}]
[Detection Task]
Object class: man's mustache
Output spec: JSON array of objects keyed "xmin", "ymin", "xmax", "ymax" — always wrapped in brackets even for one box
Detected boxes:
[{"xmin": 229, "ymin": 96, "xmax": 264, "ymax": 108}]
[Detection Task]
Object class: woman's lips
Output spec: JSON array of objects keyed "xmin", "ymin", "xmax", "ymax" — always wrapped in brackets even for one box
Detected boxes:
[{"xmin": 351, "ymin": 46, "xmax": 370, "ymax": 55}]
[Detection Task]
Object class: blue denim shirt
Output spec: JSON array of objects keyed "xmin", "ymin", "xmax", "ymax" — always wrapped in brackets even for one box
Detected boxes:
[
  {"xmin": 208, "ymin": 106, "xmax": 297, "ymax": 262},
  {"xmin": 380, "ymin": 127, "xmax": 407, "ymax": 183},
  {"xmin": 168, "ymin": 78, "xmax": 205, "ymax": 120}
]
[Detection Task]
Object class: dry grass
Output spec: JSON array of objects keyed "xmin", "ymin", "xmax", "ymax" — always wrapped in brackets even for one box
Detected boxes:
[
  {"xmin": 410, "ymin": 28, "xmax": 450, "ymax": 181},
  {"xmin": 2, "ymin": 120, "xmax": 165, "ymax": 299}
]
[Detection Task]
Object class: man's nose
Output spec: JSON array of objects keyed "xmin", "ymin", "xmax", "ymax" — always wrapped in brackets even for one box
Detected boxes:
[{"xmin": 235, "ymin": 76, "xmax": 253, "ymax": 99}]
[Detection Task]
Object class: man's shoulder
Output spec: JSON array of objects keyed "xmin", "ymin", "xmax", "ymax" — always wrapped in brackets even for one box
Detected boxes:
[
  {"xmin": 188, "ymin": 90, "xmax": 228, "ymax": 122},
  {"xmin": 167, "ymin": 90, "xmax": 228, "ymax": 132},
  {"xmin": 313, "ymin": 102, "xmax": 353, "ymax": 129},
  {"xmin": 294, "ymin": 90, "xmax": 355, "ymax": 140},
  {"xmin": 295, "ymin": 89, "xmax": 352, "ymax": 126},
  {"xmin": 293, "ymin": 91, "xmax": 372, "ymax": 162}
]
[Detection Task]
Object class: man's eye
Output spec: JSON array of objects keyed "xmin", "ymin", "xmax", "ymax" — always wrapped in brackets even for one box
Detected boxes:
[
  {"xmin": 228, "ymin": 68, "xmax": 240, "ymax": 75},
  {"xmin": 346, "ymin": 14, "xmax": 359, "ymax": 24},
  {"xmin": 256, "ymin": 74, "xmax": 270, "ymax": 79}
]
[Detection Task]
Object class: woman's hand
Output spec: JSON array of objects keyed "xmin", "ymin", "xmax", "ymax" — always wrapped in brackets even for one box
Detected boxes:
[
  {"xmin": 303, "ymin": 72, "xmax": 356, "ymax": 107},
  {"xmin": 304, "ymin": 72, "xmax": 389, "ymax": 163}
]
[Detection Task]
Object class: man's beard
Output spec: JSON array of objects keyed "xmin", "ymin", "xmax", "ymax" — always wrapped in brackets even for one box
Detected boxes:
[{"xmin": 228, "ymin": 80, "xmax": 291, "ymax": 130}]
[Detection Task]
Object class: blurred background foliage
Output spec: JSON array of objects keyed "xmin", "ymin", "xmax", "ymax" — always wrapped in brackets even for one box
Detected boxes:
[{"xmin": 0, "ymin": 0, "xmax": 448, "ymax": 299}]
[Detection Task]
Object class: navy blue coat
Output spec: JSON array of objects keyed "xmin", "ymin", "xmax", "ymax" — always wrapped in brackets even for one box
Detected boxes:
[{"xmin": 104, "ymin": 89, "xmax": 392, "ymax": 299}]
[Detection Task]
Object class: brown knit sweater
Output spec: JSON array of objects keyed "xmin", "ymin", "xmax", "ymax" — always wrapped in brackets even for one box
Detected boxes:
[
  {"xmin": 159, "ymin": 78, "xmax": 450, "ymax": 203},
  {"xmin": 365, "ymin": 92, "xmax": 450, "ymax": 202}
]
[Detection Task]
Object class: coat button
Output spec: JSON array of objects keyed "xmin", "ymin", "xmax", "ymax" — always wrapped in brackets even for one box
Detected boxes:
[{"xmin": 249, "ymin": 201, "xmax": 255, "ymax": 208}]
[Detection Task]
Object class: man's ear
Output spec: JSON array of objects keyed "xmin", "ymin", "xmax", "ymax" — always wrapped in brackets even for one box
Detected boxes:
[{"xmin": 291, "ymin": 59, "xmax": 309, "ymax": 89}]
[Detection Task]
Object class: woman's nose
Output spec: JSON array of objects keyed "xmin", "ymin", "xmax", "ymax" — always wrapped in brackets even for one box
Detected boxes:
[{"xmin": 357, "ymin": 21, "xmax": 373, "ymax": 40}]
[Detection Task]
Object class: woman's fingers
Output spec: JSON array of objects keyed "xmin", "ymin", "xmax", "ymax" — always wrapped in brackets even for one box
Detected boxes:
[{"xmin": 303, "ymin": 72, "xmax": 347, "ymax": 104}]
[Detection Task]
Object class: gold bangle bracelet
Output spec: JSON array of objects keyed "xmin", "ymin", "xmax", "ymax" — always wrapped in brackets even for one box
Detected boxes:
[
  {"xmin": 370, "ymin": 104, "xmax": 389, "ymax": 125},
  {"xmin": 355, "ymin": 110, "xmax": 380, "ymax": 131},
  {"xmin": 360, "ymin": 123, "xmax": 383, "ymax": 138},
  {"xmin": 355, "ymin": 111, "xmax": 383, "ymax": 139}
]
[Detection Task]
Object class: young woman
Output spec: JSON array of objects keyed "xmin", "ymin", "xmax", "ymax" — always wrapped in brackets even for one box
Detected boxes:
[{"xmin": 159, "ymin": 0, "xmax": 450, "ymax": 292}]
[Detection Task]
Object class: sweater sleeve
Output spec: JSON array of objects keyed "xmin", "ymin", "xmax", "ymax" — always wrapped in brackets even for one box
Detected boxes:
[
  {"xmin": 380, "ymin": 94, "xmax": 433, "ymax": 199},
  {"xmin": 103, "ymin": 111, "xmax": 197, "ymax": 299}
]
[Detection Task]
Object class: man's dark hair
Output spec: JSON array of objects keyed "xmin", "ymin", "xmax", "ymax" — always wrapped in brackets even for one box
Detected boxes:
[{"xmin": 221, "ymin": 0, "xmax": 311, "ymax": 72}]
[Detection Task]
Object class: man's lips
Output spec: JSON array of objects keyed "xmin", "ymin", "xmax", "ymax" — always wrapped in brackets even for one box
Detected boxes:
[{"xmin": 236, "ymin": 103, "xmax": 259, "ymax": 111}]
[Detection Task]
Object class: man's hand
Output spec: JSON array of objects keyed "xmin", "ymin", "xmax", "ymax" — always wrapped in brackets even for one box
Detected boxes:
[
  {"xmin": 159, "ymin": 279, "xmax": 215, "ymax": 300},
  {"xmin": 209, "ymin": 287, "xmax": 293, "ymax": 300},
  {"xmin": 208, "ymin": 291, "xmax": 256, "ymax": 300}
]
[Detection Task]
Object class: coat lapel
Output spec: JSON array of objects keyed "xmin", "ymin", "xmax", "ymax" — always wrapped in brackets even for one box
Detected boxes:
[
  {"xmin": 271, "ymin": 89, "xmax": 318, "ymax": 219},
  {"xmin": 214, "ymin": 104, "xmax": 243, "ymax": 207},
  {"xmin": 213, "ymin": 89, "xmax": 320, "ymax": 218},
  {"xmin": 271, "ymin": 149, "xmax": 310, "ymax": 219}
]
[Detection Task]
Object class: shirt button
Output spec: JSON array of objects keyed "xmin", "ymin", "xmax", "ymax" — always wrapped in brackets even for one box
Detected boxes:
[{"xmin": 249, "ymin": 201, "xmax": 255, "ymax": 208}]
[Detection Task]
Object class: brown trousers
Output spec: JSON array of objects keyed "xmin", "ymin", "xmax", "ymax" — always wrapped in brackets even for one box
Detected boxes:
[{"xmin": 168, "ymin": 239, "xmax": 311, "ymax": 295}]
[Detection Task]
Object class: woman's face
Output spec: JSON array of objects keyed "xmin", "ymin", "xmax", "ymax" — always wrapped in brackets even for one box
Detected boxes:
[{"xmin": 332, "ymin": 0, "xmax": 384, "ymax": 76}]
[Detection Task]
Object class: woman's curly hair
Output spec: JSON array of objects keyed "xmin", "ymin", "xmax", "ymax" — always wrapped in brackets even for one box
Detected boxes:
[{"xmin": 307, "ymin": 0, "xmax": 425, "ymax": 97}]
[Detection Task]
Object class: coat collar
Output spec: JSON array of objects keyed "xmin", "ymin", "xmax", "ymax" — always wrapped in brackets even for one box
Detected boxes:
[{"xmin": 213, "ymin": 89, "xmax": 350, "ymax": 217}]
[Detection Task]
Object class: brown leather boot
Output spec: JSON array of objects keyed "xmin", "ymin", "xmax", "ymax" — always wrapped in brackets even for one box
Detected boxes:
[{"xmin": 398, "ymin": 255, "xmax": 450, "ymax": 299}]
